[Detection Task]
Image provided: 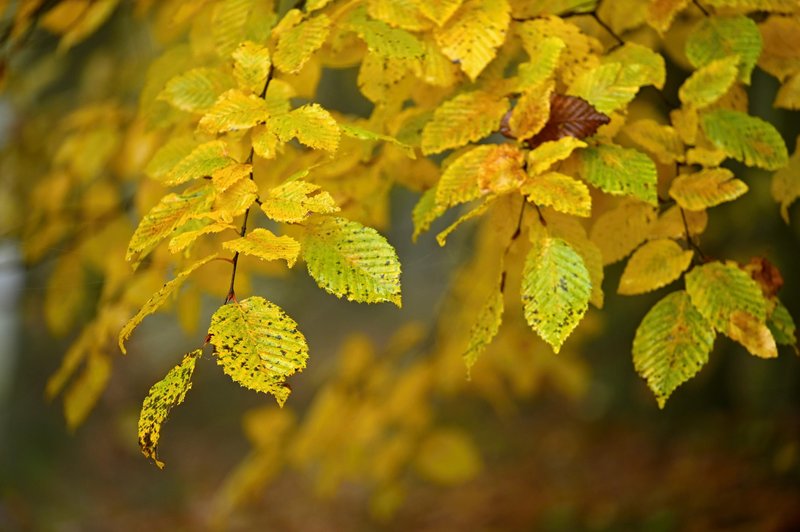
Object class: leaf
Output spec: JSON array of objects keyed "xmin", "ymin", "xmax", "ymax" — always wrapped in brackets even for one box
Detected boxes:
[
  {"xmin": 618, "ymin": 239, "xmax": 693, "ymax": 295},
  {"xmin": 516, "ymin": 36, "xmax": 565, "ymax": 89},
  {"xmin": 527, "ymin": 137, "xmax": 587, "ymax": 175},
  {"xmin": 775, "ymin": 72, "xmax": 800, "ymax": 110},
  {"xmin": 269, "ymin": 103, "xmax": 340, "ymax": 152},
  {"xmin": 163, "ymin": 140, "xmax": 233, "ymax": 186},
  {"xmin": 145, "ymin": 137, "xmax": 198, "ymax": 180},
  {"xmin": 434, "ymin": 0, "xmax": 511, "ymax": 80},
  {"xmin": 590, "ymin": 201, "xmax": 657, "ymax": 265},
  {"xmin": 347, "ymin": 6, "xmax": 425, "ymax": 58},
  {"xmin": 678, "ymin": 56, "xmax": 739, "ymax": 109},
  {"xmin": 527, "ymin": 94, "xmax": 610, "ymax": 148},
  {"xmin": 568, "ymin": 62, "xmax": 641, "ymax": 114},
  {"xmin": 508, "ymin": 82, "xmax": 553, "ymax": 141},
  {"xmin": 435, "ymin": 145, "xmax": 491, "ymax": 209},
  {"xmin": 436, "ymin": 199, "xmax": 494, "ymax": 246},
  {"xmin": 646, "ymin": 0, "xmax": 689, "ymax": 34},
  {"xmin": 649, "ymin": 205, "xmax": 708, "ymax": 241},
  {"xmin": 213, "ymin": 178, "xmax": 258, "ymax": 221},
  {"xmin": 159, "ymin": 68, "xmax": 235, "ymax": 112},
  {"xmin": 261, "ymin": 180, "xmax": 339, "ymax": 223},
  {"xmin": 547, "ymin": 213, "xmax": 605, "ymax": 308},
  {"xmin": 419, "ymin": 0, "xmax": 463, "ymax": 26},
  {"xmin": 339, "ymin": 123, "xmax": 414, "ymax": 155},
  {"xmin": 727, "ymin": 310, "xmax": 778, "ymax": 359},
  {"xmin": 700, "ymin": 110, "xmax": 789, "ymax": 170},
  {"xmin": 301, "ymin": 216, "xmax": 402, "ymax": 306},
  {"xmin": 367, "ymin": 0, "xmax": 431, "ymax": 32},
  {"xmin": 475, "ymin": 144, "xmax": 527, "ymax": 195},
  {"xmin": 119, "ymin": 255, "xmax": 218, "ymax": 354},
  {"xmin": 686, "ymin": 15, "xmax": 762, "ymax": 84},
  {"xmin": 632, "ymin": 291, "xmax": 715, "ymax": 409},
  {"xmin": 223, "ymin": 229, "xmax": 301, "ymax": 267},
  {"xmin": 579, "ymin": 145, "xmax": 658, "ymax": 205},
  {"xmin": 758, "ymin": 15, "xmax": 800, "ymax": 81},
  {"xmin": 624, "ymin": 119, "xmax": 685, "ymax": 164},
  {"xmin": 521, "ymin": 236, "xmax": 591, "ymax": 352},
  {"xmin": 604, "ymin": 42, "xmax": 667, "ymax": 90},
  {"xmin": 168, "ymin": 222, "xmax": 235, "ymax": 253},
  {"xmin": 138, "ymin": 349, "xmax": 200, "ymax": 468},
  {"xmin": 412, "ymin": 187, "xmax": 446, "ymax": 241},
  {"xmin": 771, "ymin": 136, "xmax": 800, "ymax": 223},
  {"xmin": 212, "ymin": 163, "xmax": 252, "ymax": 192},
  {"xmin": 63, "ymin": 351, "xmax": 112, "ymax": 431},
  {"xmin": 45, "ymin": 253, "xmax": 84, "ymax": 336},
  {"xmin": 273, "ymin": 12, "xmax": 331, "ymax": 74},
  {"xmin": 414, "ymin": 428, "xmax": 482, "ymax": 485},
  {"xmin": 669, "ymin": 168, "xmax": 748, "ymax": 210},
  {"xmin": 232, "ymin": 41, "xmax": 272, "ymax": 94},
  {"xmin": 464, "ymin": 284, "xmax": 504, "ymax": 374},
  {"xmin": 198, "ymin": 89, "xmax": 270, "ymax": 134},
  {"xmin": 420, "ymin": 90, "xmax": 509, "ymax": 155},
  {"xmin": 768, "ymin": 298, "xmax": 797, "ymax": 348},
  {"xmin": 522, "ymin": 171, "xmax": 592, "ymax": 217},
  {"xmin": 209, "ymin": 297, "xmax": 309, "ymax": 404}
]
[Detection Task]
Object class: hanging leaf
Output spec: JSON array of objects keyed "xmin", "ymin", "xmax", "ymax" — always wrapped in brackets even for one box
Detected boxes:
[
  {"xmin": 669, "ymin": 168, "xmax": 748, "ymax": 210},
  {"xmin": 685, "ymin": 15, "xmax": 762, "ymax": 84},
  {"xmin": 158, "ymin": 68, "xmax": 235, "ymax": 113},
  {"xmin": 632, "ymin": 291, "xmax": 715, "ymax": 409},
  {"xmin": 649, "ymin": 205, "xmax": 708, "ymax": 241},
  {"xmin": 527, "ymin": 137, "xmax": 587, "ymax": 175},
  {"xmin": 700, "ymin": 110, "xmax": 788, "ymax": 170},
  {"xmin": 436, "ymin": 198, "xmax": 494, "ymax": 246},
  {"xmin": 521, "ymin": 171, "xmax": 592, "ymax": 217},
  {"xmin": 119, "ymin": 255, "xmax": 218, "ymax": 354},
  {"xmin": 508, "ymin": 82, "xmax": 553, "ymax": 141},
  {"xmin": 261, "ymin": 180, "xmax": 339, "ymax": 223},
  {"xmin": 198, "ymin": 89, "xmax": 270, "ymax": 133},
  {"xmin": 434, "ymin": 145, "xmax": 492, "ymax": 209},
  {"xmin": 678, "ymin": 56, "xmax": 739, "ymax": 109},
  {"xmin": 273, "ymin": 12, "xmax": 331, "ymax": 74},
  {"xmin": 138, "ymin": 349, "xmax": 200, "ymax": 469},
  {"xmin": 527, "ymin": 94, "xmax": 610, "ymax": 148},
  {"xmin": 232, "ymin": 41, "xmax": 272, "ymax": 94},
  {"xmin": 464, "ymin": 284, "xmax": 504, "ymax": 375},
  {"xmin": 547, "ymin": 213, "xmax": 605, "ymax": 308},
  {"xmin": 434, "ymin": 0, "xmax": 511, "ymax": 80},
  {"xmin": 579, "ymin": 145, "xmax": 658, "ymax": 205},
  {"xmin": 209, "ymin": 297, "xmax": 309, "ymax": 405},
  {"xmin": 521, "ymin": 236, "xmax": 591, "ymax": 352},
  {"xmin": 771, "ymin": 136, "xmax": 800, "ymax": 223},
  {"xmin": 421, "ymin": 90, "xmax": 509, "ymax": 155},
  {"xmin": 223, "ymin": 229, "xmax": 301, "ymax": 267},
  {"xmin": 618, "ymin": 239, "xmax": 693, "ymax": 295},
  {"xmin": 590, "ymin": 201, "xmax": 658, "ymax": 265},
  {"xmin": 168, "ymin": 222, "xmax": 235, "ymax": 253},
  {"xmin": 727, "ymin": 310, "xmax": 778, "ymax": 359},
  {"xmin": 145, "ymin": 137, "xmax": 198, "ymax": 180},
  {"xmin": 301, "ymin": 216, "xmax": 402, "ymax": 306},
  {"xmin": 162, "ymin": 140, "xmax": 233, "ymax": 186},
  {"xmin": 269, "ymin": 103, "xmax": 340, "ymax": 153},
  {"xmin": 624, "ymin": 119, "xmax": 685, "ymax": 164},
  {"xmin": 412, "ymin": 187, "xmax": 446, "ymax": 241}
]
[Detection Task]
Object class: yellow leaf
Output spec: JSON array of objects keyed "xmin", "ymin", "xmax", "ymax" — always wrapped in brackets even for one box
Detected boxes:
[
  {"xmin": 527, "ymin": 137, "xmax": 587, "ymax": 175},
  {"xmin": 464, "ymin": 283, "xmax": 504, "ymax": 374},
  {"xmin": 63, "ymin": 351, "xmax": 111, "ymax": 431},
  {"xmin": 139, "ymin": 349, "xmax": 200, "ymax": 468},
  {"xmin": 775, "ymin": 71, "xmax": 800, "ymax": 110},
  {"xmin": 163, "ymin": 140, "xmax": 233, "ymax": 186},
  {"xmin": 435, "ymin": 145, "xmax": 494, "ymax": 209},
  {"xmin": 261, "ymin": 180, "xmax": 339, "ymax": 223},
  {"xmin": 55, "ymin": 0, "xmax": 119, "ymax": 52},
  {"xmin": 618, "ymin": 239, "xmax": 693, "ymax": 295},
  {"xmin": 198, "ymin": 89, "xmax": 270, "ymax": 134},
  {"xmin": 624, "ymin": 119, "xmax": 685, "ymax": 164},
  {"xmin": 516, "ymin": 36, "xmax": 566, "ymax": 89},
  {"xmin": 273, "ymin": 12, "xmax": 330, "ymax": 74},
  {"xmin": 436, "ymin": 198, "xmax": 494, "ymax": 246},
  {"xmin": 119, "ymin": 255, "xmax": 218, "ymax": 354},
  {"xmin": 434, "ymin": 0, "xmax": 511, "ymax": 80},
  {"xmin": 475, "ymin": 144, "xmax": 527, "ymax": 195},
  {"xmin": 223, "ymin": 228, "xmax": 301, "ymax": 267},
  {"xmin": 758, "ymin": 15, "xmax": 800, "ymax": 81},
  {"xmin": 158, "ymin": 67, "xmax": 236, "ymax": 112},
  {"xmin": 649, "ymin": 205, "xmax": 707, "ymax": 241},
  {"xmin": 145, "ymin": 136, "xmax": 197, "ymax": 180},
  {"xmin": 212, "ymin": 163, "xmax": 252, "ymax": 192},
  {"xmin": 213, "ymin": 177, "xmax": 258, "ymax": 221},
  {"xmin": 232, "ymin": 41, "xmax": 272, "ymax": 94},
  {"xmin": 679, "ymin": 56, "xmax": 739, "ymax": 109},
  {"xmin": 45, "ymin": 253, "xmax": 85, "ymax": 336},
  {"xmin": 701, "ymin": 109, "xmax": 788, "ymax": 170},
  {"xmin": 251, "ymin": 125, "xmax": 280, "ymax": 159},
  {"xmin": 421, "ymin": 90, "xmax": 509, "ymax": 155},
  {"xmin": 347, "ymin": 6, "xmax": 425, "ymax": 58},
  {"xmin": 590, "ymin": 201, "xmax": 658, "ymax": 264},
  {"xmin": 670, "ymin": 106, "xmax": 699, "ymax": 145},
  {"xmin": 646, "ymin": 0, "xmax": 689, "ymax": 34},
  {"xmin": 367, "ymin": 0, "xmax": 431, "ymax": 32},
  {"xmin": 418, "ymin": 0, "xmax": 463, "ymax": 26},
  {"xmin": 669, "ymin": 168, "xmax": 748, "ymax": 210},
  {"xmin": 357, "ymin": 51, "xmax": 416, "ymax": 103},
  {"xmin": 568, "ymin": 62, "xmax": 640, "ymax": 114},
  {"xmin": 604, "ymin": 42, "xmax": 667, "ymax": 90},
  {"xmin": 269, "ymin": 103, "xmax": 340, "ymax": 152},
  {"xmin": 168, "ymin": 222, "xmax": 235, "ymax": 253},
  {"xmin": 414, "ymin": 428, "xmax": 482, "ymax": 485},
  {"xmin": 771, "ymin": 136, "xmax": 800, "ymax": 222},
  {"xmin": 522, "ymin": 171, "xmax": 591, "ymax": 217},
  {"xmin": 727, "ymin": 310, "xmax": 778, "ymax": 359},
  {"xmin": 212, "ymin": 0, "xmax": 261, "ymax": 58},
  {"xmin": 686, "ymin": 146, "xmax": 727, "ymax": 167},
  {"xmin": 509, "ymin": 82, "xmax": 554, "ymax": 141}
]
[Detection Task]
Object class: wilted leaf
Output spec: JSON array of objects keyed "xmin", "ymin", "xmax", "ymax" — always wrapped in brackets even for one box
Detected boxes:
[{"xmin": 527, "ymin": 94, "xmax": 610, "ymax": 148}]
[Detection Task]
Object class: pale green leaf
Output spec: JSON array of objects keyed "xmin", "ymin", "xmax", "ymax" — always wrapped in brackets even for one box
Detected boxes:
[
  {"xmin": 223, "ymin": 229, "xmax": 301, "ymax": 267},
  {"xmin": 158, "ymin": 67, "xmax": 235, "ymax": 112},
  {"xmin": 261, "ymin": 180, "xmax": 339, "ymax": 223},
  {"xmin": 464, "ymin": 285, "xmax": 504, "ymax": 374},
  {"xmin": 669, "ymin": 168, "xmax": 748, "ymax": 210},
  {"xmin": 145, "ymin": 137, "xmax": 198, "ymax": 180},
  {"xmin": 516, "ymin": 36, "xmax": 565, "ymax": 89},
  {"xmin": 618, "ymin": 239, "xmax": 693, "ymax": 295},
  {"xmin": 579, "ymin": 145, "xmax": 658, "ymax": 205},
  {"xmin": 686, "ymin": 15, "xmax": 762, "ymax": 83},
  {"xmin": 198, "ymin": 89, "xmax": 270, "ymax": 134},
  {"xmin": 232, "ymin": 41, "xmax": 272, "ymax": 94},
  {"xmin": 768, "ymin": 298, "xmax": 797, "ymax": 348},
  {"xmin": 273, "ymin": 12, "xmax": 330, "ymax": 74},
  {"xmin": 701, "ymin": 110, "xmax": 789, "ymax": 170},
  {"xmin": 421, "ymin": 90, "xmax": 509, "ymax": 155}
]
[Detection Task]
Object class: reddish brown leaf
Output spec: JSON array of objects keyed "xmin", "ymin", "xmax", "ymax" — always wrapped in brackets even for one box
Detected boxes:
[
  {"xmin": 526, "ymin": 94, "xmax": 609, "ymax": 148},
  {"xmin": 744, "ymin": 257, "xmax": 784, "ymax": 298}
]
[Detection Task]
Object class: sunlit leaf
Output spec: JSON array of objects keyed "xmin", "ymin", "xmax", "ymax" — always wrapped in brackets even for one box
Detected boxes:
[
  {"xmin": 604, "ymin": 42, "xmax": 666, "ymax": 90},
  {"xmin": 508, "ymin": 82, "xmax": 553, "ymax": 141},
  {"xmin": 646, "ymin": 0, "xmax": 689, "ymax": 34},
  {"xmin": 261, "ymin": 180, "xmax": 339, "ymax": 223},
  {"xmin": 669, "ymin": 168, "xmax": 748, "ymax": 210},
  {"xmin": 522, "ymin": 171, "xmax": 591, "ymax": 217},
  {"xmin": 347, "ymin": 6, "xmax": 425, "ymax": 58},
  {"xmin": 436, "ymin": 198, "xmax": 494, "ymax": 246},
  {"xmin": 198, "ymin": 89, "xmax": 270, "ymax": 133},
  {"xmin": 232, "ymin": 41, "xmax": 272, "ymax": 94},
  {"xmin": 273, "ymin": 12, "xmax": 330, "ymax": 74},
  {"xmin": 618, "ymin": 239, "xmax": 693, "ymax": 295},
  {"xmin": 419, "ymin": 0, "xmax": 463, "ymax": 26},
  {"xmin": 163, "ymin": 140, "xmax": 233, "ymax": 186},
  {"xmin": 700, "ymin": 110, "xmax": 789, "ymax": 170},
  {"xmin": 568, "ymin": 62, "xmax": 641, "ymax": 114},
  {"xmin": 421, "ymin": 90, "xmax": 509, "ymax": 155},
  {"xmin": 223, "ymin": 229, "xmax": 301, "ymax": 267}
]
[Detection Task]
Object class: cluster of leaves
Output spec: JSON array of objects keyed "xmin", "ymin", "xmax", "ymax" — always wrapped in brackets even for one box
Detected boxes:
[{"xmin": 1, "ymin": 0, "xmax": 799, "ymax": 519}]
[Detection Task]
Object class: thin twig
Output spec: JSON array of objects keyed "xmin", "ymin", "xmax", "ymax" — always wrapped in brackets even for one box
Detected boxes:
[
  {"xmin": 499, "ymin": 200, "xmax": 527, "ymax": 293},
  {"xmin": 693, "ymin": 0, "xmax": 711, "ymax": 16}
]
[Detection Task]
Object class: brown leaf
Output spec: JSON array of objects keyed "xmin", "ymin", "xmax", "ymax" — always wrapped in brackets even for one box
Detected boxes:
[
  {"xmin": 744, "ymin": 257, "xmax": 783, "ymax": 298},
  {"xmin": 526, "ymin": 94, "xmax": 609, "ymax": 149}
]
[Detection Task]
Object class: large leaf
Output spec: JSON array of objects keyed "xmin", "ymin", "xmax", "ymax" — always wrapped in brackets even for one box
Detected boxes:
[
  {"xmin": 208, "ymin": 297, "xmax": 309, "ymax": 404},
  {"xmin": 618, "ymin": 239, "xmax": 692, "ymax": 295},
  {"xmin": 579, "ymin": 145, "xmax": 658, "ymax": 205},
  {"xmin": 119, "ymin": 255, "xmax": 218, "ymax": 354},
  {"xmin": 138, "ymin": 349, "xmax": 200, "ymax": 468},
  {"xmin": 521, "ymin": 236, "xmax": 591, "ymax": 352},
  {"xmin": 222, "ymin": 229, "xmax": 300, "ymax": 267},
  {"xmin": 421, "ymin": 90, "xmax": 509, "ymax": 155},
  {"xmin": 632, "ymin": 291, "xmax": 715, "ymax": 409},
  {"xmin": 685, "ymin": 15, "xmax": 762, "ymax": 83},
  {"xmin": 700, "ymin": 110, "xmax": 788, "ymax": 170},
  {"xmin": 669, "ymin": 168, "xmax": 748, "ymax": 210},
  {"xmin": 301, "ymin": 216, "xmax": 402, "ymax": 306}
]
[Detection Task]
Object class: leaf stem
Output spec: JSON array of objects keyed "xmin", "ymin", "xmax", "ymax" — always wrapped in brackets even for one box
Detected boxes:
[
  {"xmin": 692, "ymin": 0, "xmax": 711, "ymax": 16},
  {"xmin": 499, "ymin": 199, "xmax": 527, "ymax": 293}
]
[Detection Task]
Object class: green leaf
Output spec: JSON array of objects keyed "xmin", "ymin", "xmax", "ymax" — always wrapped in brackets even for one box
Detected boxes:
[
  {"xmin": 119, "ymin": 254, "xmax": 218, "ymax": 354},
  {"xmin": 158, "ymin": 67, "xmax": 235, "ymax": 112},
  {"xmin": 198, "ymin": 89, "xmax": 270, "ymax": 134},
  {"xmin": 222, "ymin": 229, "xmax": 301, "ymax": 267},
  {"xmin": 701, "ymin": 110, "xmax": 789, "ymax": 170},
  {"xmin": 685, "ymin": 15, "xmax": 762, "ymax": 84},
  {"xmin": 632, "ymin": 291, "xmax": 716, "ymax": 409},
  {"xmin": 346, "ymin": 6, "xmax": 425, "ymax": 59},
  {"xmin": 568, "ymin": 62, "xmax": 640, "ymax": 114},
  {"xmin": 209, "ymin": 297, "xmax": 309, "ymax": 404},
  {"xmin": 301, "ymin": 216, "xmax": 402, "ymax": 306},
  {"xmin": 163, "ymin": 140, "xmax": 234, "ymax": 186},
  {"xmin": 669, "ymin": 168, "xmax": 748, "ymax": 210},
  {"xmin": 269, "ymin": 103, "xmax": 340, "ymax": 152},
  {"xmin": 138, "ymin": 349, "xmax": 200, "ymax": 469},
  {"xmin": 232, "ymin": 41, "xmax": 272, "ymax": 94},
  {"xmin": 579, "ymin": 145, "xmax": 658, "ymax": 205},
  {"xmin": 618, "ymin": 239, "xmax": 692, "ymax": 295},
  {"xmin": 464, "ymin": 284, "xmax": 504, "ymax": 375},
  {"xmin": 273, "ymin": 12, "xmax": 330, "ymax": 74},
  {"xmin": 261, "ymin": 180, "xmax": 339, "ymax": 223},
  {"xmin": 768, "ymin": 298, "xmax": 797, "ymax": 348},
  {"xmin": 678, "ymin": 56, "xmax": 739, "ymax": 109},
  {"xmin": 421, "ymin": 90, "xmax": 509, "ymax": 155},
  {"xmin": 521, "ymin": 237, "xmax": 591, "ymax": 352},
  {"xmin": 604, "ymin": 42, "xmax": 666, "ymax": 90}
]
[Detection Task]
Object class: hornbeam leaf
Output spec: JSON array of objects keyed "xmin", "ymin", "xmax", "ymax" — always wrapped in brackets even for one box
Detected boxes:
[
  {"xmin": 163, "ymin": 140, "xmax": 233, "ymax": 186},
  {"xmin": 209, "ymin": 297, "xmax": 309, "ymax": 404},
  {"xmin": 223, "ymin": 229, "xmax": 301, "ymax": 267},
  {"xmin": 419, "ymin": 0, "xmax": 463, "ymax": 26},
  {"xmin": 624, "ymin": 119, "xmax": 685, "ymax": 164},
  {"xmin": 678, "ymin": 56, "xmax": 739, "ymax": 109},
  {"xmin": 604, "ymin": 42, "xmax": 667, "ymax": 90},
  {"xmin": 579, "ymin": 145, "xmax": 658, "ymax": 205},
  {"xmin": 475, "ymin": 144, "xmax": 527, "ymax": 195},
  {"xmin": 301, "ymin": 217, "xmax": 402, "ymax": 306},
  {"xmin": 771, "ymin": 136, "xmax": 800, "ymax": 223},
  {"xmin": 701, "ymin": 110, "xmax": 789, "ymax": 170},
  {"xmin": 273, "ymin": 12, "xmax": 330, "ymax": 74},
  {"xmin": 435, "ymin": 145, "xmax": 492, "ymax": 209},
  {"xmin": 768, "ymin": 298, "xmax": 797, "ymax": 348},
  {"xmin": 590, "ymin": 201, "xmax": 658, "ymax": 265},
  {"xmin": 632, "ymin": 291, "xmax": 715, "ymax": 409},
  {"xmin": 521, "ymin": 237, "xmax": 591, "ymax": 352},
  {"xmin": 232, "ymin": 41, "xmax": 272, "ymax": 95},
  {"xmin": 686, "ymin": 15, "xmax": 762, "ymax": 83},
  {"xmin": 198, "ymin": 89, "xmax": 270, "ymax": 134},
  {"xmin": 145, "ymin": 137, "xmax": 197, "ymax": 180},
  {"xmin": 138, "ymin": 349, "xmax": 201, "ymax": 468},
  {"xmin": 464, "ymin": 284, "xmax": 504, "ymax": 375},
  {"xmin": 412, "ymin": 187, "xmax": 446, "ymax": 241},
  {"xmin": 119, "ymin": 254, "xmax": 218, "ymax": 354},
  {"xmin": 516, "ymin": 36, "xmax": 565, "ymax": 89},
  {"xmin": 618, "ymin": 239, "xmax": 693, "ymax": 295},
  {"xmin": 646, "ymin": 0, "xmax": 690, "ymax": 34},
  {"xmin": 436, "ymin": 198, "xmax": 494, "ymax": 246},
  {"xmin": 261, "ymin": 180, "xmax": 339, "ymax": 223},
  {"xmin": 568, "ymin": 62, "xmax": 640, "ymax": 114},
  {"xmin": 527, "ymin": 137, "xmax": 587, "ymax": 175},
  {"xmin": 421, "ymin": 90, "xmax": 509, "ymax": 155},
  {"xmin": 527, "ymin": 94, "xmax": 609, "ymax": 148},
  {"xmin": 168, "ymin": 222, "xmax": 235, "ymax": 253},
  {"xmin": 346, "ymin": 6, "xmax": 425, "ymax": 59},
  {"xmin": 727, "ymin": 310, "xmax": 778, "ymax": 358},
  {"xmin": 434, "ymin": 0, "xmax": 511, "ymax": 80},
  {"xmin": 269, "ymin": 104, "xmax": 340, "ymax": 153},
  {"xmin": 669, "ymin": 168, "xmax": 748, "ymax": 210},
  {"xmin": 508, "ymin": 82, "xmax": 553, "ymax": 141},
  {"xmin": 521, "ymin": 171, "xmax": 592, "ymax": 217},
  {"xmin": 158, "ymin": 67, "xmax": 235, "ymax": 112}
]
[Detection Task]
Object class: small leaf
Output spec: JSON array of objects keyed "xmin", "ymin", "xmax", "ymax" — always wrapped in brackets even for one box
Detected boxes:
[
  {"xmin": 301, "ymin": 216, "xmax": 402, "ymax": 306},
  {"xmin": 669, "ymin": 168, "xmax": 748, "ymax": 210},
  {"xmin": 159, "ymin": 67, "xmax": 235, "ymax": 112},
  {"xmin": 223, "ymin": 229, "xmax": 301, "ymax": 267},
  {"xmin": 347, "ymin": 6, "xmax": 425, "ymax": 59},
  {"xmin": 119, "ymin": 255, "xmax": 218, "ymax": 354},
  {"xmin": 678, "ymin": 56, "xmax": 739, "ymax": 109},
  {"xmin": 624, "ymin": 119, "xmax": 685, "ymax": 164},
  {"xmin": 618, "ymin": 239, "xmax": 693, "ymax": 295},
  {"xmin": 522, "ymin": 171, "xmax": 591, "ymax": 217},
  {"xmin": 198, "ymin": 89, "xmax": 270, "ymax": 134},
  {"xmin": 434, "ymin": 145, "xmax": 492, "ymax": 209},
  {"xmin": 464, "ymin": 284, "xmax": 504, "ymax": 374},
  {"xmin": 771, "ymin": 136, "xmax": 800, "ymax": 223},
  {"xmin": 527, "ymin": 94, "xmax": 610, "ymax": 148},
  {"xmin": 209, "ymin": 297, "xmax": 309, "ymax": 405},
  {"xmin": 590, "ymin": 201, "xmax": 658, "ymax": 264},
  {"xmin": 646, "ymin": 0, "xmax": 690, "ymax": 34},
  {"xmin": 273, "ymin": 12, "xmax": 330, "ymax": 74},
  {"xmin": 632, "ymin": 291, "xmax": 715, "ymax": 409},
  {"xmin": 269, "ymin": 103, "xmax": 340, "ymax": 152},
  {"xmin": 261, "ymin": 180, "xmax": 339, "ymax": 223},
  {"xmin": 163, "ymin": 140, "xmax": 233, "ymax": 186},
  {"xmin": 168, "ymin": 222, "xmax": 235, "ymax": 253},
  {"xmin": 579, "ymin": 145, "xmax": 658, "ymax": 205},
  {"xmin": 232, "ymin": 41, "xmax": 272, "ymax": 94},
  {"xmin": 686, "ymin": 15, "xmax": 762, "ymax": 83},
  {"xmin": 145, "ymin": 137, "xmax": 198, "ymax": 180},
  {"xmin": 475, "ymin": 144, "xmax": 527, "ymax": 195},
  {"xmin": 138, "ymin": 349, "xmax": 200, "ymax": 469},
  {"xmin": 701, "ymin": 110, "xmax": 789, "ymax": 170},
  {"xmin": 211, "ymin": 163, "xmax": 252, "ymax": 192},
  {"xmin": 604, "ymin": 42, "xmax": 666, "ymax": 90},
  {"xmin": 521, "ymin": 236, "xmax": 591, "ymax": 352},
  {"xmin": 421, "ymin": 90, "xmax": 509, "ymax": 155}
]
